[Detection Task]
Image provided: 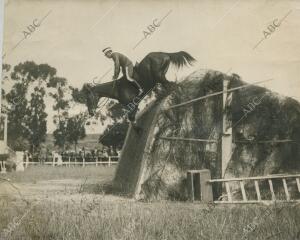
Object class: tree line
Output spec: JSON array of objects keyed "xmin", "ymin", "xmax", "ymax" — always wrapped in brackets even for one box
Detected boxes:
[
  {"xmin": 2, "ymin": 61, "xmax": 86, "ymax": 157},
  {"xmin": 1, "ymin": 61, "xmax": 128, "ymax": 158}
]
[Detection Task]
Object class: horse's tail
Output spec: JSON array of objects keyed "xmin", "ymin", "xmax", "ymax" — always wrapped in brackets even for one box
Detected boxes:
[{"xmin": 167, "ymin": 51, "xmax": 196, "ymax": 69}]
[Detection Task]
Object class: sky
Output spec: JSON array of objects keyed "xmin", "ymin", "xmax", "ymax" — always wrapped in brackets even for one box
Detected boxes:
[{"xmin": 1, "ymin": 0, "xmax": 300, "ymax": 133}]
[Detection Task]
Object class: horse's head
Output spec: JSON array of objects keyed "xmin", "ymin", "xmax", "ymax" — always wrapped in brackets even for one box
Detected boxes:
[{"xmin": 82, "ymin": 83, "xmax": 99, "ymax": 116}]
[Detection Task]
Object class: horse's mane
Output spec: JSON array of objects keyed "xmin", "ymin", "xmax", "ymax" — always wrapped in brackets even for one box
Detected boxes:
[
  {"xmin": 83, "ymin": 78, "xmax": 138, "ymax": 95},
  {"xmin": 92, "ymin": 78, "xmax": 134, "ymax": 87},
  {"xmin": 83, "ymin": 81, "xmax": 114, "ymax": 92}
]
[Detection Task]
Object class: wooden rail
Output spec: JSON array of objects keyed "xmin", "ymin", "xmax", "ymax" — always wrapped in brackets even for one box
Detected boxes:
[
  {"xmin": 164, "ymin": 78, "xmax": 273, "ymax": 111},
  {"xmin": 158, "ymin": 136, "xmax": 218, "ymax": 143},
  {"xmin": 187, "ymin": 169, "xmax": 300, "ymax": 203},
  {"xmin": 234, "ymin": 139, "xmax": 295, "ymax": 144},
  {"xmin": 210, "ymin": 174, "xmax": 300, "ymax": 203},
  {"xmin": 208, "ymin": 174, "xmax": 300, "ymax": 182},
  {"xmin": 24, "ymin": 156, "xmax": 119, "ymax": 167}
]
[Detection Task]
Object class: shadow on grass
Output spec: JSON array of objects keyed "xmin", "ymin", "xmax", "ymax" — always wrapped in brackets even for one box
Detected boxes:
[{"xmin": 78, "ymin": 181, "xmax": 134, "ymax": 199}]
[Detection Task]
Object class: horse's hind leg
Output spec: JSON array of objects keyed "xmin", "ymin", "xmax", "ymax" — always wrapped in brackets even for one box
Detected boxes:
[
  {"xmin": 161, "ymin": 77, "xmax": 177, "ymax": 93},
  {"xmin": 159, "ymin": 61, "xmax": 171, "ymax": 84},
  {"xmin": 159, "ymin": 63, "xmax": 177, "ymax": 92}
]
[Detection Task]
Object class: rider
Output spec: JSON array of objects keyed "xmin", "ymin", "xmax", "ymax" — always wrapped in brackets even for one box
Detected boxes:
[{"xmin": 102, "ymin": 47, "xmax": 143, "ymax": 94}]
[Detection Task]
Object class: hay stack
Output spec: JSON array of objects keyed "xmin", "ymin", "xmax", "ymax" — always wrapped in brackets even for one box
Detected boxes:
[{"xmin": 114, "ymin": 69, "xmax": 300, "ymax": 200}]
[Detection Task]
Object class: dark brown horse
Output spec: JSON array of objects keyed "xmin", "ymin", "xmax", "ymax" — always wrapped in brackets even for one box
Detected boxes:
[{"xmin": 82, "ymin": 51, "xmax": 196, "ymax": 123}]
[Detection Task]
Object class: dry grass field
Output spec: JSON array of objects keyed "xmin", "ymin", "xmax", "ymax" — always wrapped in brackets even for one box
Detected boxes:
[{"xmin": 0, "ymin": 166, "xmax": 299, "ymax": 240}]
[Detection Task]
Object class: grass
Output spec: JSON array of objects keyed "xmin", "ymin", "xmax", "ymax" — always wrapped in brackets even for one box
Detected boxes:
[
  {"xmin": 0, "ymin": 199, "xmax": 299, "ymax": 240},
  {"xmin": 3, "ymin": 165, "xmax": 116, "ymax": 183},
  {"xmin": 0, "ymin": 166, "xmax": 300, "ymax": 240}
]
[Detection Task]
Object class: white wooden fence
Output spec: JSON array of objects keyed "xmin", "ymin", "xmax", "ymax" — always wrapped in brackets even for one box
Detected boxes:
[{"xmin": 24, "ymin": 156, "xmax": 119, "ymax": 167}]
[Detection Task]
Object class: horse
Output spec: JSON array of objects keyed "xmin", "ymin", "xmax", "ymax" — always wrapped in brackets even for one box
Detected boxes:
[
  {"xmin": 82, "ymin": 51, "xmax": 196, "ymax": 125},
  {"xmin": 82, "ymin": 78, "xmax": 142, "ymax": 123}
]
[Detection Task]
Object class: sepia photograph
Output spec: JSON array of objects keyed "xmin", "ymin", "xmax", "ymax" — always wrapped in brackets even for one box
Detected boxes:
[{"xmin": 0, "ymin": 0, "xmax": 300, "ymax": 239}]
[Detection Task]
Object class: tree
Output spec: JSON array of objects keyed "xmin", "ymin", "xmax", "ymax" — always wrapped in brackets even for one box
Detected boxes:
[
  {"xmin": 99, "ymin": 101, "xmax": 129, "ymax": 152},
  {"xmin": 6, "ymin": 82, "xmax": 29, "ymax": 146},
  {"xmin": 1, "ymin": 63, "xmax": 11, "ymax": 113},
  {"xmin": 99, "ymin": 120, "xmax": 129, "ymax": 152},
  {"xmin": 2, "ymin": 63, "xmax": 11, "ymax": 73},
  {"xmin": 70, "ymin": 86, "xmax": 87, "ymax": 104},
  {"xmin": 11, "ymin": 61, "xmax": 56, "ymax": 85},
  {"xmin": 66, "ymin": 115, "xmax": 86, "ymax": 153},
  {"xmin": 7, "ymin": 61, "xmax": 56, "ymax": 152},
  {"xmin": 10, "ymin": 137, "xmax": 30, "ymax": 152},
  {"xmin": 27, "ymin": 86, "xmax": 48, "ymax": 154},
  {"xmin": 48, "ymin": 77, "xmax": 70, "ymax": 150},
  {"xmin": 53, "ymin": 119, "xmax": 68, "ymax": 150},
  {"xmin": 2, "ymin": 63, "xmax": 11, "ymax": 84},
  {"xmin": 107, "ymin": 101, "xmax": 126, "ymax": 121}
]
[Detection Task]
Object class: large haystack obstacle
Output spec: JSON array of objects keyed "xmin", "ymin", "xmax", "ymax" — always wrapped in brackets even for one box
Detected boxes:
[{"xmin": 114, "ymin": 69, "xmax": 300, "ymax": 200}]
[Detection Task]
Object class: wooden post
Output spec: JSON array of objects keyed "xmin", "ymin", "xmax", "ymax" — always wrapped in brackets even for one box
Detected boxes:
[
  {"xmin": 83, "ymin": 147, "xmax": 86, "ymax": 167},
  {"xmin": 254, "ymin": 180, "xmax": 261, "ymax": 201},
  {"xmin": 268, "ymin": 179, "xmax": 276, "ymax": 201},
  {"xmin": 25, "ymin": 153, "xmax": 29, "ymax": 168},
  {"xmin": 282, "ymin": 179, "xmax": 290, "ymax": 201},
  {"xmin": 296, "ymin": 178, "xmax": 300, "ymax": 192},
  {"xmin": 200, "ymin": 170, "xmax": 213, "ymax": 202},
  {"xmin": 108, "ymin": 156, "xmax": 111, "ymax": 167},
  {"xmin": 225, "ymin": 182, "xmax": 232, "ymax": 202},
  {"xmin": 239, "ymin": 181, "xmax": 247, "ymax": 201},
  {"xmin": 187, "ymin": 169, "xmax": 213, "ymax": 202},
  {"xmin": 221, "ymin": 79, "xmax": 232, "ymax": 177},
  {"xmin": 187, "ymin": 171, "xmax": 194, "ymax": 201},
  {"xmin": 68, "ymin": 157, "xmax": 71, "ymax": 167},
  {"xmin": 0, "ymin": 161, "xmax": 6, "ymax": 173},
  {"xmin": 96, "ymin": 157, "xmax": 98, "ymax": 166}
]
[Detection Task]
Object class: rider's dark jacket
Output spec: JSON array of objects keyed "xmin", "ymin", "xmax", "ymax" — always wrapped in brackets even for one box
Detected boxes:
[{"xmin": 111, "ymin": 52, "xmax": 133, "ymax": 79}]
